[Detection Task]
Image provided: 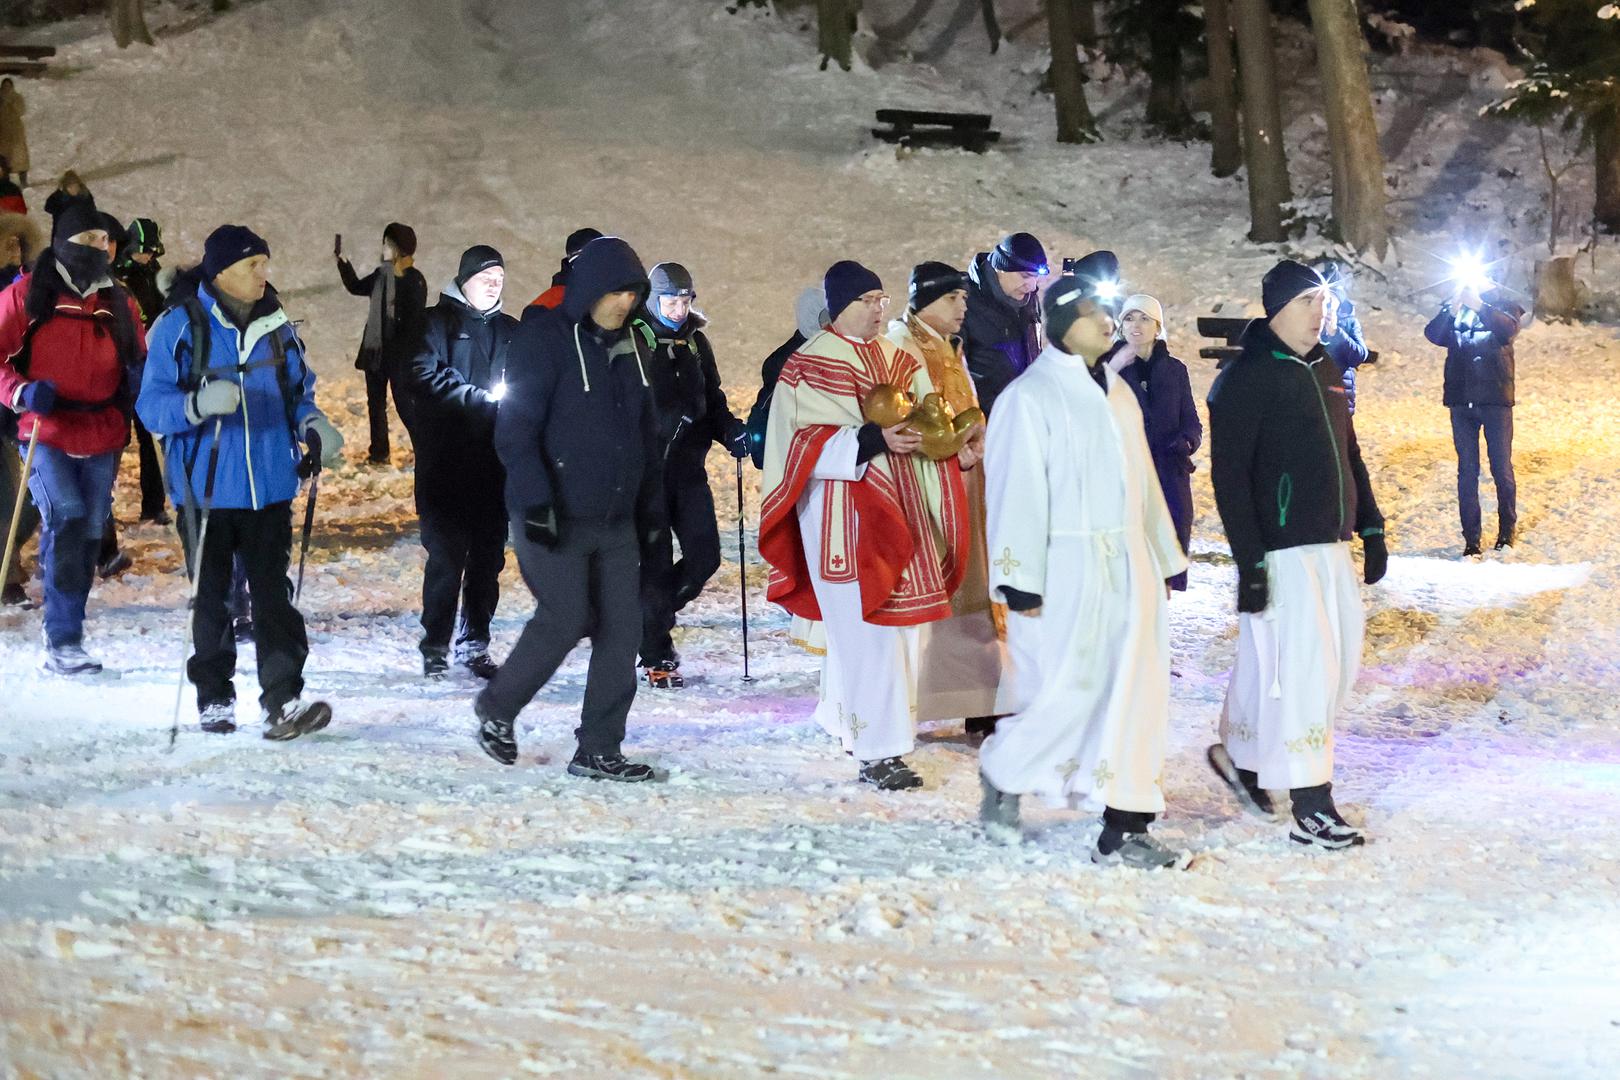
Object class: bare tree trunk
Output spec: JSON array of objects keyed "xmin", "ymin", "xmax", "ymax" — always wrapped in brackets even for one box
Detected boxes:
[
  {"xmin": 1048, "ymin": 0, "xmax": 1099, "ymax": 143},
  {"xmin": 109, "ymin": 0, "xmax": 156, "ymax": 48},
  {"xmin": 981, "ymin": 0, "xmax": 1002, "ymax": 54},
  {"xmin": 1145, "ymin": 2, "xmax": 1193, "ymax": 136},
  {"xmin": 1231, "ymin": 0, "xmax": 1292, "ymax": 241},
  {"xmin": 818, "ymin": 0, "xmax": 856, "ymax": 72},
  {"xmin": 1594, "ymin": 114, "xmax": 1620, "ymax": 234},
  {"xmin": 1204, "ymin": 0, "xmax": 1243, "ymax": 176},
  {"xmin": 1072, "ymin": 0, "xmax": 1098, "ymax": 50},
  {"xmin": 1308, "ymin": 0, "xmax": 1389, "ymax": 257}
]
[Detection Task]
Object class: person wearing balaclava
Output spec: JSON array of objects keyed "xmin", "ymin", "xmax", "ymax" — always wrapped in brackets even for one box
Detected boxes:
[
  {"xmin": 1098, "ymin": 290, "xmax": 1202, "ymax": 592},
  {"xmin": 977, "ymin": 253, "xmax": 1189, "ymax": 868},
  {"xmin": 758, "ymin": 260, "xmax": 972, "ymax": 793},
  {"xmin": 1205, "ymin": 259, "xmax": 1387, "ymax": 851},
  {"xmin": 628, "ymin": 261, "xmax": 749, "ymax": 687},
  {"xmin": 0, "ymin": 201, "xmax": 145, "ymax": 675},
  {"xmin": 404, "ymin": 245, "xmax": 518, "ymax": 681},
  {"xmin": 338, "ymin": 221, "xmax": 427, "ymax": 463},
  {"xmin": 138, "ymin": 223, "xmax": 343, "ymax": 740}
]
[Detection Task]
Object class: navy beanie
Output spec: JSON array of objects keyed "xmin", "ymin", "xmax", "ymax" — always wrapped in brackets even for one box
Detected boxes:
[
  {"xmin": 1262, "ymin": 259, "xmax": 1324, "ymax": 319},
  {"xmin": 823, "ymin": 260, "xmax": 883, "ymax": 322},
  {"xmin": 565, "ymin": 227, "xmax": 604, "ymax": 259},
  {"xmin": 202, "ymin": 224, "xmax": 270, "ymax": 281},
  {"xmin": 456, "ymin": 244, "xmax": 504, "ymax": 287},
  {"xmin": 989, "ymin": 232, "xmax": 1049, "ymax": 276},
  {"xmin": 908, "ymin": 261, "xmax": 969, "ymax": 313},
  {"xmin": 53, "ymin": 202, "xmax": 103, "ymax": 245}
]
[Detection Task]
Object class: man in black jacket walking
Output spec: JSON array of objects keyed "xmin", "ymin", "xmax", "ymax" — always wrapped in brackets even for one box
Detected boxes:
[
  {"xmin": 630, "ymin": 262, "xmax": 749, "ymax": 686},
  {"xmin": 406, "ymin": 245, "xmax": 517, "ymax": 680},
  {"xmin": 1205, "ymin": 260, "xmax": 1388, "ymax": 851},
  {"xmin": 1424, "ymin": 283, "xmax": 1524, "ymax": 554},
  {"xmin": 475, "ymin": 236, "xmax": 663, "ymax": 782},
  {"xmin": 961, "ymin": 232, "xmax": 1047, "ymax": 414}
]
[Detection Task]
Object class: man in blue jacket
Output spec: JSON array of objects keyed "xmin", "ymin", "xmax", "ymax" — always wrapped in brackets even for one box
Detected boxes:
[
  {"xmin": 137, "ymin": 225, "xmax": 343, "ymax": 738},
  {"xmin": 1424, "ymin": 282, "xmax": 1524, "ymax": 555},
  {"xmin": 474, "ymin": 236, "xmax": 663, "ymax": 782}
]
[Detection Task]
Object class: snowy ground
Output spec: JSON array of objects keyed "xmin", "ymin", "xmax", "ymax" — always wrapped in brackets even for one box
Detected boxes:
[{"xmin": 3, "ymin": 0, "xmax": 1620, "ymax": 1076}]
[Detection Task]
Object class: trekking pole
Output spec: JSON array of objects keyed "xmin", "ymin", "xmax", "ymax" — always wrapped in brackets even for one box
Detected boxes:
[
  {"xmin": 294, "ymin": 471, "xmax": 318, "ymax": 603},
  {"xmin": 1, "ymin": 426, "xmax": 40, "ymax": 599},
  {"xmin": 736, "ymin": 457, "xmax": 753, "ymax": 684},
  {"xmin": 170, "ymin": 417, "xmax": 225, "ymax": 750}
]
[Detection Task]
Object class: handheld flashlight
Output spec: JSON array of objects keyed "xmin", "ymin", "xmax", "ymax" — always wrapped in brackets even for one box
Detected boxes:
[{"xmin": 490, "ymin": 379, "xmax": 507, "ymax": 403}]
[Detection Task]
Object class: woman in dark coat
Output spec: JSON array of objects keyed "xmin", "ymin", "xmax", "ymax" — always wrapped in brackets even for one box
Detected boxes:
[
  {"xmin": 337, "ymin": 222, "xmax": 427, "ymax": 462},
  {"xmin": 1101, "ymin": 293, "xmax": 1202, "ymax": 591}
]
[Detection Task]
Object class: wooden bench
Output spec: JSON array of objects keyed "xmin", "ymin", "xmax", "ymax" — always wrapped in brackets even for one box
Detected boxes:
[
  {"xmin": 0, "ymin": 44, "xmax": 55, "ymax": 78},
  {"xmin": 872, "ymin": 108, "xmax": 1001, "ymax": 153},
  {"xmin": 1196, "ymin": 315, "xmax": 1378, "ymax": 367}
]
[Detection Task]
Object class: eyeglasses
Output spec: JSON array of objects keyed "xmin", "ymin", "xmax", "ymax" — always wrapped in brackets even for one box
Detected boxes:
[{"xmin": 859, "ymin": 293, "xmax": 891, "ymax": 310}]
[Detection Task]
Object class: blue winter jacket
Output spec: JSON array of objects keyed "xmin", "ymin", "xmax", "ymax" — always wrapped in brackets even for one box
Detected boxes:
[{"xmin": 137, "ymin": 282, "xmax": 321, "ymax": 511}]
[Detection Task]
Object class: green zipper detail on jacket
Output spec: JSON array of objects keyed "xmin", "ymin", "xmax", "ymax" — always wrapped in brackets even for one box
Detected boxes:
[
  {"xmin": 1276, "ymin": 473, "xmax": 1293, "ymax": 527},
  {"xmin": 1274, "ymin": 349, "xmax": 1345, "ymax": 534}
]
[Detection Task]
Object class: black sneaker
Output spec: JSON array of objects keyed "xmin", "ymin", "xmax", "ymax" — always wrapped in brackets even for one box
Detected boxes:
[
  {"xmin": 1290, "ymin": 806, "xmax": 1366, "ymax": 850},
  {"xmin": 979, "ymin": 771, "xmax": 1021, "ymax": 844},
  {"xmin": 1462, "ymin": 541, "xmax": 1483, "ymax": 558},
  {"xmin": 199, "ymin": 701, "xmax": 237, "ymax": 734},
  {"xmin": 263, "ymin": 699, "xmax": 332, "ymax": 741},
  {"xmin": 423, "ymin": 649, "xmax": 449, "ymax": 681},
  {"xmin": 474, "ymin": 695, "xmax": 517, "ymax": 765},
  {"xmin": 858, "ymin": 756, "xmax": 923, "ymax": 791},
  {"xmin": 461, "ymin": 652, "xmax": 499, "ymax": 680},
  {"xmin": 1207, "ymin": 744, "xmax": 1276, "ymax": 818},
  {"xmin": 1493, "ymin": 531, "xmax": 1514, "ymax": 551},
  {"xmin": 97, "ymin": 550, "xmax": 133, "ymax": 579},
  {"xmin": 567, "ymin": 750, "xmax": 657, "ymax": 783}
]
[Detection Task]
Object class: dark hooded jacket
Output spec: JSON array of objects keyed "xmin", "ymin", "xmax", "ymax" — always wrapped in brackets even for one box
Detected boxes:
[
  {"xmin": 1206, "ymin": 319, "xmax": 1382, "ymax": 574},
  {"xmin": 494, "ymin": 237, "xmax": 662, "ymax": 528},
  {"xmin": 1423, "ymin": 298, "xmax": 1522, "ymax": 408},
  {"xmin": 961, "ymin": 251, "xmax": 1041, "ymax": 414},
  {"xmin": 630, "ymin": 309, "xmax": 745, "ymax": 467},
  {"xmin": 407, "ymin": 280, "xmax": 519, "ymax": 500}
]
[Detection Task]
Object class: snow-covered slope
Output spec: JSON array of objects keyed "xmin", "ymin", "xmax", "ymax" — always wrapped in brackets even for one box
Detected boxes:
[{"xmin": 2, "ymin": 1, "xmax": 1619, "ymax": 1076}]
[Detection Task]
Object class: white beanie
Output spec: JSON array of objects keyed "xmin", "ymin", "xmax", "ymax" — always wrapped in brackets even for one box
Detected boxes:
[{"xmin": 1119, "ymin": 293, "xmax": 1167, "ymax": 341}]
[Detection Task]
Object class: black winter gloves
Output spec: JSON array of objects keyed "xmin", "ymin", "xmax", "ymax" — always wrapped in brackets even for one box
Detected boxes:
[
  {"xmin": 18, "ymin": 380, "xmax": 56, "ymax": 416},
  {"xmin": 298, "ymin": 428, "xmax": 321, "ymax": 480},
  {"xmin": 1361, "ymin": 528, "xmax": 1388, "ymax": 585},
  {"xmin": 1001, "ymin": 587, "xmax": 1043, "ymax": 612},
  {"xmin": 1237, "ymin": 562, "xmax": 1269, "ymax": 614},
  {"xmin": 725, "ymin": 418, "xmax": 749, "ymax": 460},
  {"xmin": 525, "ymin": 504, "xmax": 559, "ymax": 548}
]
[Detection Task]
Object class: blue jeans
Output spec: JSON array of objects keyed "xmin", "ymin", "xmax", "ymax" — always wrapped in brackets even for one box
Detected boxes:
[
  {"xmin": 1449, "ymin": 404, "xmax": 1516, "ymax": 544},
  {"xmin": 23, "ymin": 445, "xmax": 119, "ymax": 646}
]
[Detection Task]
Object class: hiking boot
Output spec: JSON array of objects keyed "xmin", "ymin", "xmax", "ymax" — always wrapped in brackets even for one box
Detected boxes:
[
  {"xmin": 1493, "ymin": 530, "xmax": 1514, "ymax": 551},
  {"xmin": 979, "ymin": 771, "xmax": 1021, "ymax": 845},
  {"xmin": 423, "ymin": 648, "xmax": 449, "ymax": 681},
  {"xmin": 858, "ymin": 756, "xmax": 923, "ymax": 791},
  {"xmin": 96, "ymin": 549, "xmax": 132, "ymax": 579},
  {"xmin": 1092, "ymin": 829, "xmax": 1180, "ymax": 869},
  {"xmin": 42, "ymin": 640, "xmax": 103, "ymax": 676},
  {"xmin": 1462, "ymin": 540, "xmax": 1483, "ymax": 558},
  {"xmin": 1207, "ymin": 743, "xmax": 1276, "ymax": 818},
  {"xmin": 474, "ymin": 694, "xmax": 516, "ymax": 765},
  {"xmin": 645, "ymin": 661, "xmax": 685, "ymax": 689},
  {"xmin": 460, "ymin": 650, "xmax": 499, "ymax": 680},
  {"xmin": 199, "ymin": 701, "xmax": 237, "ymax": 734},
  {"xmin": 262, "ymin": 699, "xmax": 332, "ymax": 741},
  {"xmin": 567, "ymin": 750, "xmax": 657, "ymax": 783}
]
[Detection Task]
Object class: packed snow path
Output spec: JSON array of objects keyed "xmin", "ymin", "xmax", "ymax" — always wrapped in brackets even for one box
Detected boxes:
[{"xmin": 4, "ymin": 0, "xmax": 1620, "ymax": 1075}]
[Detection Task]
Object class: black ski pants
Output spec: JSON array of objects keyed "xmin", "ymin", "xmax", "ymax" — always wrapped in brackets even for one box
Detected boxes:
[
  {"xmin": 479, "ymin": 519, "xmax": 639, "ymax": 757},
  {"xmin": 182, "ymin": 501, "xmax": 308, "ymax": 713},
  {"xmin": 639, "ymin": 454, "xmax": 720, "ymax": 666},
  {"xmin": 418, "ymin": 489, "xmax": 507, "ymax": 658}
]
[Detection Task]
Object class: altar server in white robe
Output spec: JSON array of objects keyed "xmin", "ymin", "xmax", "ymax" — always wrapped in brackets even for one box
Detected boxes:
[{"xmin": 977, "ymin": 253, "xmax": 1190, "ymax": 868}]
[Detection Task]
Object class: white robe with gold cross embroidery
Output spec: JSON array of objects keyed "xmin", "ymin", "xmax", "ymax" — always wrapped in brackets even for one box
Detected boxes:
[{"xmin": 980, "ymin": 345, "xmax": 1189, "ymax": 811}]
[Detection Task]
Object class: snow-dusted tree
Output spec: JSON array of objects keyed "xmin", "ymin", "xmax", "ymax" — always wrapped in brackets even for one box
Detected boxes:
[
  {"xmin": 108, "ymin": 0, "xmax": 155, "ymax": 48},
  {"xmin": 1231, "ymin": 0, "xmax": 1292, "ymax": 240},
  {"xmin": 1485, "ymin": 0, "xmax": 1620, "ymax": 232},
  {"xmin": 1047, "ymin": 0, "xmax": 1100, "ymax": 143},
  {"xmin": 1203, "ymin": 0, "xmax": 1244, "ymax": 177},
  {"xmin": 1308, "ymin": 0, "xmax": 1389, "ymax": 258},
  {"xmin": 1107, "ymin": 0, "xmax": 1203, "ymax": 137}
]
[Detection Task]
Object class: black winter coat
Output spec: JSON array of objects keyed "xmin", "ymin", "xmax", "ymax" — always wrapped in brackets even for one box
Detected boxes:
[
  {"xmin": 962, "ymin": 251, "xmax": 1040, "ymax": 414},
  {"xmin": 406, "ymin": 283, "xmax": 518, "ymax": 499},
  {"xmin": 115, "ymin": 259, "xmax": 164, "ymax": 328},
  {"xmin": 338, "ymin": 259, "xmax": 429, "ymax": 374},
  {"xmin": 1207, "ymin": 319, "xmax": 1382, "ymax": 573},
  {"xmin": 746, "ymin": 329, "xmax": 805, "ymax": 468},
  {"xmin": 495, "ymin": 237, "xmax": 662, "ymax": 529},
  {"xmin": 1423, "ymin": 299, "xmax": 1522, "ymax": 408},
  {"xmin": 631, "ymin": 310, "xmax": 744, "ymax": 467}
]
